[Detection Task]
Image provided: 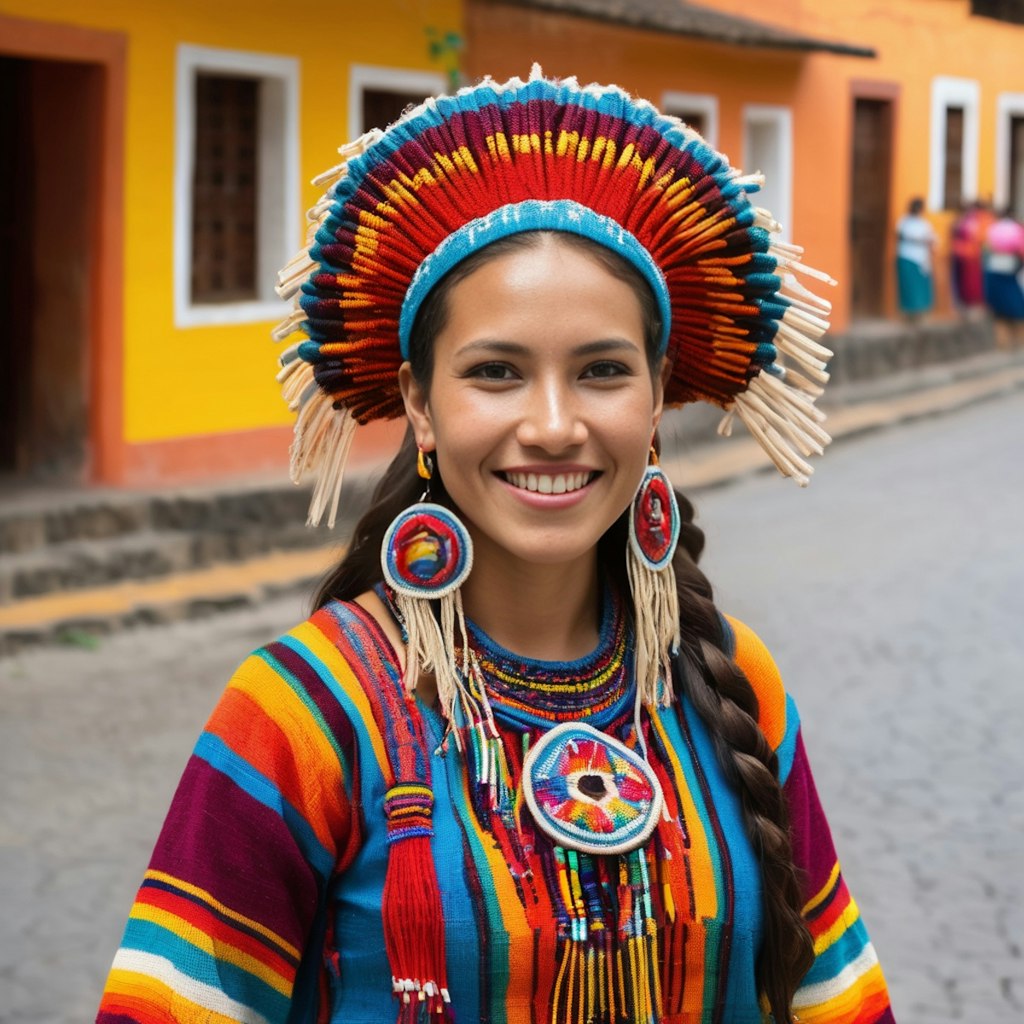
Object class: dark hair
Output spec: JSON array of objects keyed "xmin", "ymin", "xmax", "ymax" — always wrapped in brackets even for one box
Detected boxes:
[
  {"xmin": 908, "ymin": 196, "xmax": 925, "ymax": 216},
  {"xmin": 312, "ymin": 230, "xmax": 812, "ymax": 1020}
]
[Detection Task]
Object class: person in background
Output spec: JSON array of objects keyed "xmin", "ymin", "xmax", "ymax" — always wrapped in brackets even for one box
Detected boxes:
[
  {"xmin": 983, "ymin": 207, "xmax": 1024, "ymax": 348},
  {"xmin": 950, "ymin": 199, "xmax": 992, "ymax": 317},
  {"xmin": 95, "ymin": 70, "xmax": 896, "ymax": 1024},
  {"xmin": 895, "ymin": 196, "xmax": 936, "ymax": 324}
]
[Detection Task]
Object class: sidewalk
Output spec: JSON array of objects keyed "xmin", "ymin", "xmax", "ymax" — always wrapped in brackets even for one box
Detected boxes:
[{"xmin": 2, "ymin": 349, "xmax": 1023, "ymax": 654}]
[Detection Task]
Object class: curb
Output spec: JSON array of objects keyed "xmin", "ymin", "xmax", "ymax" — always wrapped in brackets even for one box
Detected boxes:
[{"xmin": 3, "ymin": 360, "xmax": 1023, "ymax": 656}]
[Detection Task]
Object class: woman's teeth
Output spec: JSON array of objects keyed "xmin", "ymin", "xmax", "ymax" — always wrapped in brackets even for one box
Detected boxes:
[{"xmin": 505, "ymin": 471, "xmax": 593, "ymax": 494}]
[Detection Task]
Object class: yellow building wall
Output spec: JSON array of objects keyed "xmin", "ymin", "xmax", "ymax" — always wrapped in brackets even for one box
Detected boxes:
[{"xmin": 1, "ymin": 0, "xmax": 461, "ymax": 449}]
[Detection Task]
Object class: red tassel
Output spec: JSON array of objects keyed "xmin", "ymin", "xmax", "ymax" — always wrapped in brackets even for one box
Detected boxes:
[{"xmin": 382, "ymin": 833, "xmax": 453, "ymax": 1021}]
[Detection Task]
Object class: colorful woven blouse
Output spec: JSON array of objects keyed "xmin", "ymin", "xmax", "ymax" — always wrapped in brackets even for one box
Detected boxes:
[{"xmin": 97, "ymin": 598, "xmax": 895, "ymax": 1024}]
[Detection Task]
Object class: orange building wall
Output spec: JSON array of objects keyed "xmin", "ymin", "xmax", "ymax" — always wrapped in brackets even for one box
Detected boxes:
[
  {"xmin": 688, "ymin": 0, "xmax": 1024, "ymax": 314},
  {"xmin": 464, "ymin": 4, "xmax": 865, "ymax": 329},
  {"xmin": 466, "ymin": 0, "xmax": 1024, "ymax": 328}
]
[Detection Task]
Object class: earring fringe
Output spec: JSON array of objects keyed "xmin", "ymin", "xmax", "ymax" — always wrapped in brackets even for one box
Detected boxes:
[{"xmin": 626, "ymin": 545, "xmax": 680, "ymax": 708}]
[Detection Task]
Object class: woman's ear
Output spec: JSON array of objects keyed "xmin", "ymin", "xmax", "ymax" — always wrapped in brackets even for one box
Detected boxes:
[{"xmin": 399, "ymin": 362, "xmax": 435, "ymax": 451}]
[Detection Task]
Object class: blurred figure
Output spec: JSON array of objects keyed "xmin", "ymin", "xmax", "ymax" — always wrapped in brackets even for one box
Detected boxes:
[
  {"xmin": 983, "ymin": 208, "xmax": 1024, "ymax": 348},
  {"xmin": 895, "ymin": 197, "xmax": 936, "ymax": 323},
  {"xmin": 950, "ymin": 199, "xmax": 992, "ymax": 317}
]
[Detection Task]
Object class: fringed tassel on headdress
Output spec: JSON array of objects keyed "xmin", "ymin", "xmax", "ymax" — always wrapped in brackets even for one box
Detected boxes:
[
  {"xmin": 715, "ymin": 242, "xmax": 836, "ymax": 486},
  {"xmin": 271, "ymin": 129, "xmax": 385, "ymax": 529}
]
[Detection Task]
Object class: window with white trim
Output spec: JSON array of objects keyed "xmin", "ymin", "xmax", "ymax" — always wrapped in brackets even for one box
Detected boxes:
[
  {"xmin": 929, "ymin": 77, "xmax": 979, "ymax": 212},
  {"xmin": 349, "ymin": 65, "xmax": 446, "ymax": 139},
  {"xmin": 996, "ymin": 92, "xmax": 1024, "ymax": 218},
  {"xmin": 661, "ymin": 91, "xmax": 719, "ymax": 147},
  {"xmin": 742, "ymin": 105, "xmax": 793, "ymax": 241},
  {"xmin": 175, "ymin": 45, "xmax": 299, "ymax": 327}
]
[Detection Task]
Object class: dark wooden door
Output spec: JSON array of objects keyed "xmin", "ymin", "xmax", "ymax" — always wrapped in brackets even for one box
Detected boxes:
[
  {"xmin": 850, "ymin": 98, "xmax": 894, "ymax": 319},
  {"xmin": 1010, "ymin": 115, "xmax": 1024, "ymax": 219},
  {"xmin": 0, "ymin": 58, "xmax": 98, "ymax": 482},
  {"xmin": 0, "ymin": 58, "xmax": 34, "ymax": 477}
]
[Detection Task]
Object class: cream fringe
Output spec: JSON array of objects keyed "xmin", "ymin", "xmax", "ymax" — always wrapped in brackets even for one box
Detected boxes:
[
  {"xmin": 713, "ymin": 236, "xmax": 836, "ymax": 486},
  {"xmin": 269, "ymin": 129, "xmax": 385, "ymax": 527},
  {"xmin": 626, "ymin": 547, "xmax": 680, "ymax": 709}
]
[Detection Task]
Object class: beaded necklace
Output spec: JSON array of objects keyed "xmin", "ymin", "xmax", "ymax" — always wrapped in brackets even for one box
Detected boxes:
[
  {"xmin": 464, "ymin": 584, "xmax": 634, "ymax": 732},
  {"xmin": 378, "ymin": 583, "xmax": 679, "ymax": 1022}
]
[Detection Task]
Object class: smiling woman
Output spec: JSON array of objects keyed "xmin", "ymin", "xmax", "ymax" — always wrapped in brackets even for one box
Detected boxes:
[{"xmin": 97, "ymin": 70, "xmax": 895, "ymax": 1024}]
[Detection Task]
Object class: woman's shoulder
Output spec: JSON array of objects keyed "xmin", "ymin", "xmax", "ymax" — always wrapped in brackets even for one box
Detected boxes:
[
  {"xmin": 231, "ymin": 594, "xmax": 401, "ymax": 690},
  {"xmin": 718, "ymin": 613, "xmax": 788, "ymax": 752}
]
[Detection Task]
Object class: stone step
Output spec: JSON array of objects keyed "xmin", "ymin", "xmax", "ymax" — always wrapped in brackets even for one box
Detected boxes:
[
  {"xmin": 0, "ymin": 516, "xmax": 349, "ymax": 605},
  {"xmin": 0, "ymin": 477, "xmax": 369, "ymax": 558},
  {"xmin": 0, "ymin": 489, "xmax": 153, "ymax": 555}
]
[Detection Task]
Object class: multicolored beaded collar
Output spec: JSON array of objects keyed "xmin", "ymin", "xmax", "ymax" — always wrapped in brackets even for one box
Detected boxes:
[{"xmin": 465, "ymin": 584, "xmax": 633, "ymax": 731}]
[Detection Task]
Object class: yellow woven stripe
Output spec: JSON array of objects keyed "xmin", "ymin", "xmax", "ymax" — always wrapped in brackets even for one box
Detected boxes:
[
  {"xmin": 144, "ymin": 869, "xmax": 300, "ymax": 960},
  {"xmin": 129, "ymin": 903, "xmax": 291, "ymax": 996},
  {"xmin": 803, "ymin": 861, "xmax": 841, "ymax": 916},
  {"xmin": 793, "ymin": 961, "xmax": 889, "ymax": 1024},
  {"xmin": 103, "ymin": 960, "xmax": 271, "ymax": 1024},
  {"xmin": 812, "ymin": 898, "xmax": 862, "ymax": 957},
  {"xmin": 102, "ymin": 970, "xmax": 245, "ymax": 1024}
]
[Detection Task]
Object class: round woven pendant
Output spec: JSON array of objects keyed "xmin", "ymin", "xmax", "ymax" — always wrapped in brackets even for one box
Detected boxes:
[
  {"xmin": 629, "ymin": 466, "xmax": 680, "ymax": 572},
  {"xmin": 381, "ymin": 502, "xmax": 473, "ymax": 599},
  {"xmin": 522, "ymin": 722, "xmax": 663, "ymax": 855}
]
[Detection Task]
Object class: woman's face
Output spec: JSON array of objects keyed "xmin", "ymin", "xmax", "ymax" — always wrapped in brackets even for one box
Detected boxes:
[{"xmin": 401, "ymin": 235, "xmax": 666, "ymax": 573}]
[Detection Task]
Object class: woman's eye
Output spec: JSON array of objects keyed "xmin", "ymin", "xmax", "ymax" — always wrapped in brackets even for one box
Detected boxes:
[
  {"xmin": 583, "ymin": 361, "xmax": 630, "ymax": 379},
  {"xmin": 469, "ymin": 363, "xmax": 516, "ymax": 381}
]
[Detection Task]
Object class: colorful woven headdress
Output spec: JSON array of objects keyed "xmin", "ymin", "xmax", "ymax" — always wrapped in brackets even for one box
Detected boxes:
[{"xmin": 276, "ymin": 68, "xmax": 833, "ymax": 526}]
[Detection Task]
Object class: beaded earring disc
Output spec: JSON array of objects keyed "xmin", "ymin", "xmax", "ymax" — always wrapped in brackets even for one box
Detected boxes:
[
  {"xmin": 629, "ymin": 465, "xmax": 681, "ymax": 572},
  {"xmin": 381, "ymin": 503, "xmax": 473, "ymax": 600}
]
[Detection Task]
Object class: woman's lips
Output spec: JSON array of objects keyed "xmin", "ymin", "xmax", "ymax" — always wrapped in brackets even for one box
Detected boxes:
[
  {"xmin": 501, "ymin": 470, "xmax": 596, "ymax": 495},
  {"xmin": 497, "ymin": 469, "xmax": 600, "ymax": 508}
]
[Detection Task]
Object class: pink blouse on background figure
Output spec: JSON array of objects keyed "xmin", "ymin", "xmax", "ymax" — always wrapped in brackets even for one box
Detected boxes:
[{"xmin": 985, "ymin": 217, "xmax": 1024, "ymax": 255}]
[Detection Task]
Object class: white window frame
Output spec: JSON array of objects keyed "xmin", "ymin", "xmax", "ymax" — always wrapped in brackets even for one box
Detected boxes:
[
  {"xmin": 742, "ymin": 104, "xmax": 793, "ymax": 241},
  {"xmin": 928, "ymin": 76, "xmax": 980, "ymax": 212},
  {"xmin": 349, "ymin": 64, "xmax": 446, "ymax": 138},
  {"xmin": 174, "ymin": 44, "xmax": 300, "ymax": 328},
  {"xmin": 660, "ymin": 90, "xmax": 719, "ymax": 148},
  {"xmin": 995, "ymin": 91, "xmax": 1024, "ymax": 212}
]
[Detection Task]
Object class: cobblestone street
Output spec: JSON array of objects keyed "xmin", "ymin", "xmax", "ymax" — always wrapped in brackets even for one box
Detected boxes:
[{"xmin": 2, "ymin": 390, "xmax": 1022, "ymax": 1023}]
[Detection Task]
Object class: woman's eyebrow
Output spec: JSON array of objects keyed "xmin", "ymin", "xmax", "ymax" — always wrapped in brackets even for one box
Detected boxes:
[{"xmin": 456, "ymin": 338, "xmax": 641, "ymax": 356}]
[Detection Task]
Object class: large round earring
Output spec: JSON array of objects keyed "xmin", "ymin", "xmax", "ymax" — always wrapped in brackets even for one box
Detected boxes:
[
  {"xmin": 381, "ymin": 448, "xmax": 474, "ymax": 711},
  {"xmin": 627, "ymin": 449, "xmax": 681, "ymax": 707}
]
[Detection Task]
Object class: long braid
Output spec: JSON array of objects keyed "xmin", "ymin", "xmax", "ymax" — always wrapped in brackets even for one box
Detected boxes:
[{"xmin": 671, "ymin": 490, "xmax": 814, "ymax": 1022}]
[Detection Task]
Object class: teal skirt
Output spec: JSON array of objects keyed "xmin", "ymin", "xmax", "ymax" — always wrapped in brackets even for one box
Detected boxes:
[{"xmin": 897, "ymin": 257, "xmax": 934, "ymax": 314}]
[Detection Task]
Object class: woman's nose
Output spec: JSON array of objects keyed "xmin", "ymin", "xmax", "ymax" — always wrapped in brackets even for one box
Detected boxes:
[{"xmin": 516, "ymin": 379, "xmax": 588, "ymax": 451}]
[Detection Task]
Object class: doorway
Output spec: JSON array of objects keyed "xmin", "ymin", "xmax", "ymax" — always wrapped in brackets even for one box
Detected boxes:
[
  {"xmin": 850, "ymin": 97, "xmax": 894, "ymax": 319},
  {"xmin": 1009, "ymin": 114, "xmax": 1024, "ymax": 218},
  {"xmin": 0, "ymin": 55, "xmax": 102, "ymax": 482}
]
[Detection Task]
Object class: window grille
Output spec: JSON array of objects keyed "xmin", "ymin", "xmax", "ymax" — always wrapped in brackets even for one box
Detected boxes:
[
  {"xmin": 943, "ymin": 106, "xmax": 964, "ymax": 210},
  {"xmin": 191, "ymin": 74, "xmax": 259, "ymax": 304}
]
